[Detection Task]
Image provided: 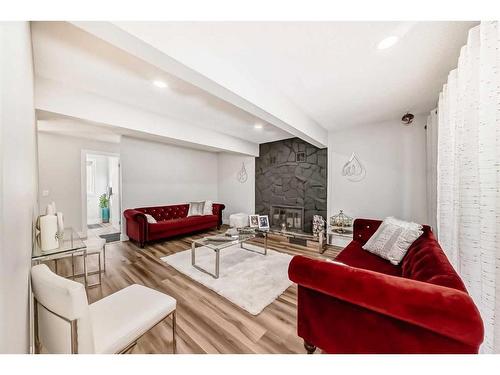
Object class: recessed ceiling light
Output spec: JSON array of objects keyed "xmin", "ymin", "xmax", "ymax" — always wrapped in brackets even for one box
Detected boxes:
[
  {"xmin": 254, "ymin": 123, "xmax": 263, "ymax": 130},
  {"xmin": 152, "ymin": 80, "xmax": 168, "ymax": 88},
  {"xmin": 377, "ymin": 36, "xmax": 399, "ymax": 50}
]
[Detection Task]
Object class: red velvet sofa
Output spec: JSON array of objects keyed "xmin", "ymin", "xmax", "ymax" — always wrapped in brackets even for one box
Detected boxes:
[
  {"xmin": 124, "ymin": 203, "xmax": 225, "ymax": 247},
  {"xmin": 288, "ymin": 218, "xmax": 484, "ymax": 354}
]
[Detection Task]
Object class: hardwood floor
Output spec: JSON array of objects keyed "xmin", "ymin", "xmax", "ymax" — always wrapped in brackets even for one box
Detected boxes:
[{"xmin": 50, "ymin": 227, "xmax": 342, "ymax": 354}]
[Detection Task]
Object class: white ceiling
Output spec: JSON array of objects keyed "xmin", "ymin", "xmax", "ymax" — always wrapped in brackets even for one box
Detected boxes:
[
  {"xmin": 31, "ymin": 21, "xmax": 291, "ymax": 145},
  {"xmin": 114, "ymin": 21, "xmax": 478, "ymax": 129},
  {"xmin": 32, "ymin": 21, "xmax": 477, "ymax": 151}
]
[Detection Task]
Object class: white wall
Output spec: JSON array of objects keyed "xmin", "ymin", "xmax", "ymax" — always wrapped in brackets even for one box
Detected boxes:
[
  {"xmin": 121, "ymin": 138, "xmax": 260, "ymax": 235},
  {"xmin": 0, "ymin": 22, "xmax": 37, "ymax": 354},
  {"xmin": 37, "ymin": 132, "xmax": 119, "ymax": 234},
  {"xmin": 120, "ymin": 136, "xmax": 218, "ymax": 235},
  {"xmin": 39, "ymin": 133, "xmax": 255, "ymax": 242},
  {"xmin": 217, "ymin": 153, "xmax": 255, "ymax": 224},
  {"xmin": 328, "ymin": 115, "xmax": 428, "ymax": 225}
]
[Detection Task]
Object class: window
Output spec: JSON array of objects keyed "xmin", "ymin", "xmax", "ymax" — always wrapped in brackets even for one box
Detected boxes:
[{"xmin": 86, "ymin": 160, "xmax": 96, "ymax": 194}]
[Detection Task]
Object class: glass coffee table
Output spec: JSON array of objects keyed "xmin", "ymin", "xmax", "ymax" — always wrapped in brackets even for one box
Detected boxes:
[{"xmin": 191, "ymin": 232, "xmax": 268, "ymax": 279}]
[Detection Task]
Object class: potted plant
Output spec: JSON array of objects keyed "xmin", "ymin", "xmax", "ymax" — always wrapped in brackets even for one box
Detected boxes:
[{"xmin": 99, "ymin": 193, "xmax": 110, "ymax": 223}]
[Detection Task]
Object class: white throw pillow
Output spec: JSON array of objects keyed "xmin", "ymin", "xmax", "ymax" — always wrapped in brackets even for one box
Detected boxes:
[
  {"xmin": 188, "ymin": 201, "xmax": 205, "ymax": 216},
  {"xmin": 203, "ymin": 200, "xmax": 213, "ymax": 215},
  {"xmin": 144, "ymin": 214, "xmax": 157, "ymax": 224},
  {"xmin": 363, "ymin": 217, "xmax": 423, "ymax": 265}
]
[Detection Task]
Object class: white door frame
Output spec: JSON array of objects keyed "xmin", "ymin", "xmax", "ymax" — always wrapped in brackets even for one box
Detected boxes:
[{"xmin": 80, "ymin": 149, "xmax": 121, "ymax": 239}]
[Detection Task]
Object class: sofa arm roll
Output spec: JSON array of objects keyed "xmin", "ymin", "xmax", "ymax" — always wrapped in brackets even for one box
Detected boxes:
[
  {"xmin": 288, "ymin": 256, "xmax": 484, "ymax": 347},
  {"xmin": 212, "ymin": 203, "xmax": 225, "ymax": 227},
  {"xmin": 123, "ymin": 209, "xmax": 147, "ymax": 222},
  {"xmin": 123, "ymin": 209, "xmax": 148, "ymax": 246}
]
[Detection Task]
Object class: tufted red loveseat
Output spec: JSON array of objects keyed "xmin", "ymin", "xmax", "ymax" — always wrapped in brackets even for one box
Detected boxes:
[
  {"xmin": 124, "ymin": 203, "xmax": 225, "ymax": 247},
  {"xmin": 288, "ymin": 218, "xmax": 484, "ymax": 354}
]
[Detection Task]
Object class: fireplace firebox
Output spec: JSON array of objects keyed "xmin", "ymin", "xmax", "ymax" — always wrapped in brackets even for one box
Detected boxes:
[{"xmin": 270, "ymin": 205, "xmax": 304, "ymax": 231}]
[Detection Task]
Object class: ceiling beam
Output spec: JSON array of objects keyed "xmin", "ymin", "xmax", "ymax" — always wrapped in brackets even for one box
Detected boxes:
[
  {"xmin": 70, "ymin": 21, "xmax": 328, "ymax": 148},
  {"xmin": 35, "ymin": 78, "xmax": 259, "ymax": 156}
]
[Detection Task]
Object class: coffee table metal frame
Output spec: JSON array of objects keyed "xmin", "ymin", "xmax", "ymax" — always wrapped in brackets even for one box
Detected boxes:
[{"xmin": 191, "ymin": 233, "xmax": 268, "ymax": 279}]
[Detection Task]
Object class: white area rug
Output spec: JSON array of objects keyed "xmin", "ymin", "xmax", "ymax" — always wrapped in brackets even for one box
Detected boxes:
[{"xmin": 161, "ymin": 243, "xmax": 293, "ymax": 315}]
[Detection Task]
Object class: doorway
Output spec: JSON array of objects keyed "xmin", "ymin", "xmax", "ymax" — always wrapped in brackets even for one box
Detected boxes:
[{"xmin": 82, "ymin": 151, "xmax": 121, "ymax": 240}]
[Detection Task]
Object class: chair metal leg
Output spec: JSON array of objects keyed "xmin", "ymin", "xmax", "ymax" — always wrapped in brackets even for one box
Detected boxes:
[
  {"xmin": 103, "ymin": 245, "xmax": 106, "ymax": 273},
  {"xmin": 34, "ymin": 301, "xmax": 40, "ymax": 354},
  {"xmin": 70, "ymin": 320, "xmax": 79, "ymax": 354},
  {"xmin": 71, "ymin": 253, "xmax": 75, "ymax": 279},
  {"xmin": 85, "ymin": 252, "xmax": 102, "ymax": 288},
  {"xmin": 172, "ymin": 310, "xmax": 177, "ymax": 354},
  {"xmin": 116, "ymin": 310, "xmax": 177, "ymax": 354},
  {"xmin": 83, "ymin": 251, "xmax": 88, "ymax": 288},
  {"xmin": 98, "ymin": 252, "xmax": 102, "ymax": 285}
]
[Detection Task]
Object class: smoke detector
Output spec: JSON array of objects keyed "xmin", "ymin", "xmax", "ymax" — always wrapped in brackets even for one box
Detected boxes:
[{"xmin": 401, "ymin": 112, "xmax": 414, "ymax": 125}]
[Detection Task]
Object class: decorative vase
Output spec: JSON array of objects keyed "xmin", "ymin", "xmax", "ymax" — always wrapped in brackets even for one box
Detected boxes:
[
  {"xmin": 312, "ymin": 215, "xmax": 326, "ymax": 239},
  {"xmin": 101, "ymin": 207, "xmax": 110, "ymax": 223}
]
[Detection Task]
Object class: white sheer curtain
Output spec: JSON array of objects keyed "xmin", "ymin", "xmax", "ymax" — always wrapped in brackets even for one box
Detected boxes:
[
  {"xmin": 428, "ymin": 22, "xmax": 500, "ymax": 353},
  {"xmin": 425, "ymin": 108, "xmax": 438, "ymax": 233}
]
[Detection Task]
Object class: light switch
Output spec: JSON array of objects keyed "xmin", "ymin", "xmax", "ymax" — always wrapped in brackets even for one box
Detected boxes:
[{"xmin": 42, "ymin": 190, "xmax": 49, "ymax": 197}]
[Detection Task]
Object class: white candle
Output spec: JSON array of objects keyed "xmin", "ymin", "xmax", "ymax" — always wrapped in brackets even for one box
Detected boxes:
[{"xmin": 40, "ymin": 215, "xmax": 59, "ymax": 251}]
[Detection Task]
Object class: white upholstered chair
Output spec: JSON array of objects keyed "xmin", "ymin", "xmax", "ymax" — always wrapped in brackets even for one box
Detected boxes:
[{"xmin": 31, "ymin": 264, "xmax": 177, "ymax": 354}]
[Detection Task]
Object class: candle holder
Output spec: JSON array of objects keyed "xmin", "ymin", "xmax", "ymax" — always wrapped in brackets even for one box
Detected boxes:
[{"xmin": 330, "ymin": 210, "xmax": 353, "ymax": 234}]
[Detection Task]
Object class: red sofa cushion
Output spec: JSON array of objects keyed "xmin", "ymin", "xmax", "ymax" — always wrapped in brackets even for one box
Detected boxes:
[
  {"xmin": 401, "ymin": 228, "xmax": 467, "ymax": 292},
  {"xmin": 335, "ymin": 240, "xmax": 402, "ymax": 277},
  {"xmin": 149, "ymin": 215, "xmax": 218, "ymax": 234},
  {"xmin": 346, "ymin": 219, "xmax": 466, "ymax": 292},
  {"xmin": 139, "ymin": 204, "xmax": 189, "ymax": 221}
]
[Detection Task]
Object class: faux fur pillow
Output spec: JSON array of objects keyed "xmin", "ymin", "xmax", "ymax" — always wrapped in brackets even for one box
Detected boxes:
[
  {"xmin": 203, "ymin": 200, "xmax": 213, "ymax": 215},
  {"xmin": 144, "ymin": 214, "xmax": 157, "ymax": 224},
  {"xmin": 363, "ymin": 217, "xmax": 423, "ymax": 265},
  {"xmin": 188, "ymin": 201, "xmax": 205, "ymax": 216}
]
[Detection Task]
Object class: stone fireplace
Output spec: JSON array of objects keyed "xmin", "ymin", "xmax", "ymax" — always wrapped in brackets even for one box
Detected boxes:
[{"xmin": 255, "ymin": 137, "xmax": 327, "ymax": 233}]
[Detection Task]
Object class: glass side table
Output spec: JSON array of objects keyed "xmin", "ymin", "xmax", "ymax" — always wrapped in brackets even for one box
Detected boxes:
[{"xmin": 32, "ymin": 227, "xmax": 88, "ymax": 286}]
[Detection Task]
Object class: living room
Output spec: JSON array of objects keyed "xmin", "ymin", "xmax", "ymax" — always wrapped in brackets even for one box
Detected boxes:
[{"xmin": 1, "ymin": 1, "xmax": 499, "ymax": 373}]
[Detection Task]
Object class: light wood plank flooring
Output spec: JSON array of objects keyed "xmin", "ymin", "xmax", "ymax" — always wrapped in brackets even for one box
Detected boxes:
[{"xmin": 50, "ymin": 227, "xmax": 341, "ymax": 354}]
